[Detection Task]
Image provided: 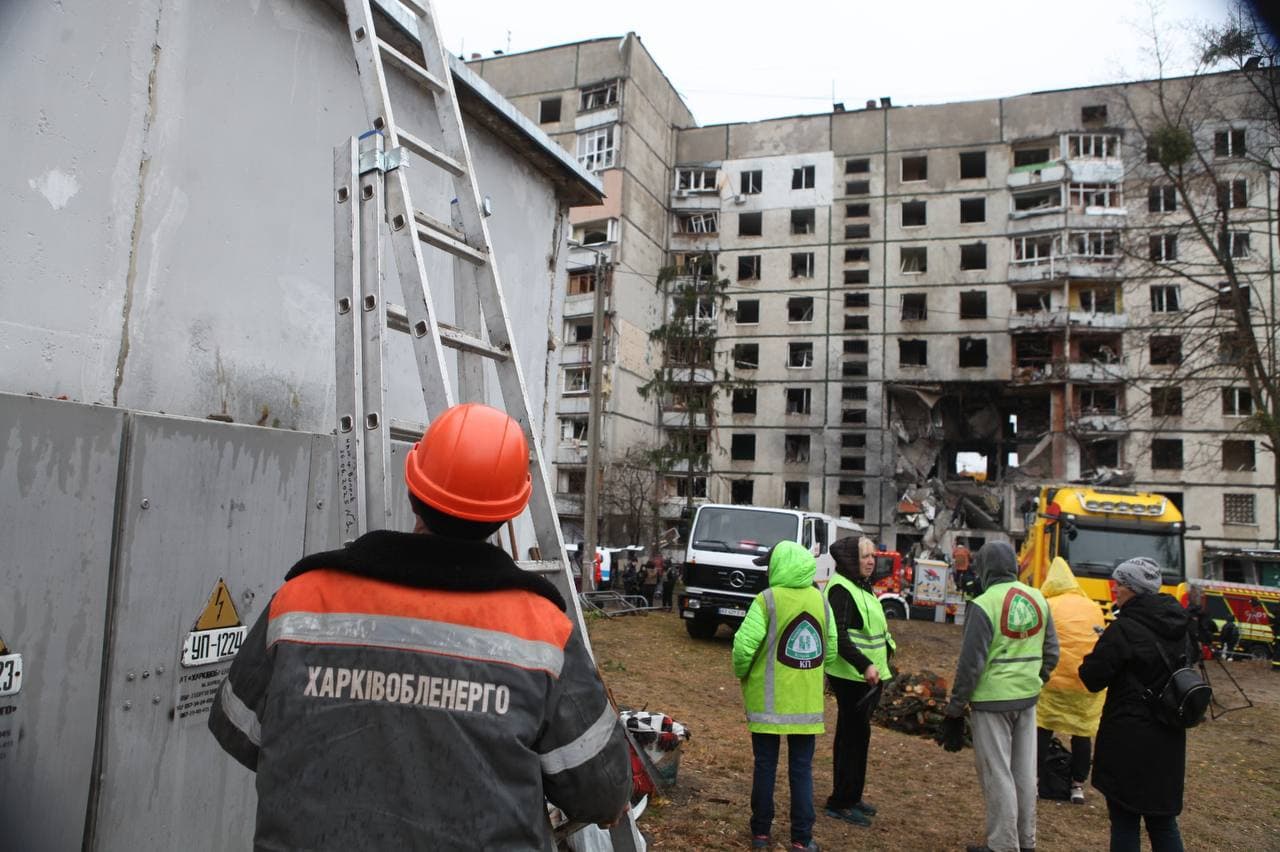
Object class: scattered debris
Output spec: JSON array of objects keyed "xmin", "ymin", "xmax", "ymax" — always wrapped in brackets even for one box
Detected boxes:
[{"xmin": 874, "ymin": 670, "xmax": 967, "ymax": 747}]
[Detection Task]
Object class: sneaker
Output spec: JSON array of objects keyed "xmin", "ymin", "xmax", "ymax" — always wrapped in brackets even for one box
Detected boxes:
[
  {"xmin": 824, "ymin": 806, "xmax": 871, "ymax": 826},
  {"xmin": 751, "ymin": 835, "xmax": 771, "ymax": 849},
  {"xmin": 1070, "ymin": 782, "xmax": 1085, "ymax": 805},
  {"xmin": 853, "ymin": 800, "xmax": 877, "ymax": 816},
  {"xmin": 790, "ymin": 842, "xmax": 820, "ymax": 852}
]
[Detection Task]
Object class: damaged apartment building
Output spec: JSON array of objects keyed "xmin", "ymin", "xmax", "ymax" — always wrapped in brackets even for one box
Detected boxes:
[{"xmin": 467, "ymin": 42, "xmax": 1278, "ymax": 571}]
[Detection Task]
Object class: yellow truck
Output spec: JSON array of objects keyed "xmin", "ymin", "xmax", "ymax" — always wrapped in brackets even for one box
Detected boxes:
[{"xmin": 1017, "ymin": 485, "xmax": 1188, "ymax": 613}]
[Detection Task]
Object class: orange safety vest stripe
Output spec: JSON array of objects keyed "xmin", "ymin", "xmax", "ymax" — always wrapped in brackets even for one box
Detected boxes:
[{"xmin": 269, "ymin": 569, "xmax": 573, "ymax": 649}]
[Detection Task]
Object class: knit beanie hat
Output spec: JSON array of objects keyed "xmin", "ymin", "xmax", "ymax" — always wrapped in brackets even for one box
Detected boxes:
[{"xmin": 1112, "ymin": 557, "xmax": 1162, "ymax": 595}]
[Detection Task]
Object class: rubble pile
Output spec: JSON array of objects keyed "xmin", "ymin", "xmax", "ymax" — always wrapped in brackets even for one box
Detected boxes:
[{"xmin": 874, "ymin": 670, "xmax": 957, "ymax": 742}]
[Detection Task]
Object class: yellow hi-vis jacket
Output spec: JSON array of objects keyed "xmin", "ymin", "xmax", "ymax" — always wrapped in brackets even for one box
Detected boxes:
[{"xmin": 1038, "ymin": 557, "xmax": 1106, "ymax": 737}]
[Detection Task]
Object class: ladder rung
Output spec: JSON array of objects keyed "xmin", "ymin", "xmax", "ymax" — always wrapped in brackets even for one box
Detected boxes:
[
  {"xmin": 398, "ymin": 128, "xmax": 465, "ymax": 176},
  {"xmin": 517, "ymin": 560, "xmax": 566, "ymax": 576},
  {"xmin": 396, "ymin": 0, "xmax": 430, "ymax": 17},
  {"xmin": 438, "ymin": 322, "xmax": 510, "ymax": 361},
  {"xmin": 376, "ymin": 38, "xmax": 446, "ymax": 94},
  {"xmin": 383, "ymin": 303, "xmax": 509, "ymax": 361},
  {"xmin": 413, "ymin": 212, "xmax": 488, "ymax": 266},
  {"xmin": 389, "ymin": 419, "xmax": 427, "ymax": 443}
]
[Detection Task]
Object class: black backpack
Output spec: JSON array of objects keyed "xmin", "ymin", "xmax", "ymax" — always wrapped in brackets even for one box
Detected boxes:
[
  {"xmin": 1037, "ymin": 736, "xmax": 1072, "ymax": 801},
  {"xmin": 1130, "ymin": 621, "xmax": 1213, "ymax": 729}
]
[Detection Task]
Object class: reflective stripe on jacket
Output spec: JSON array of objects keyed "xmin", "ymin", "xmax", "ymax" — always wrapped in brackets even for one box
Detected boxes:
[
  {"xmin": 208, "ymin": 531, "xmax": 631, "ymax": 851},
  {"xmin": 970, "ymin": 580, "xmax": 1051, "ymax": 703},
  {"xmin": 824, "ymin": 571, "xmax": 895, "ymax": 683}
]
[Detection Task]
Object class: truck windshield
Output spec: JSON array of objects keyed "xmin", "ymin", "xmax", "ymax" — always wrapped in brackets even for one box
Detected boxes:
[
  {"xmin": 1059, "ymin": 523, "xmax": 1185, "ymax": 583},
  {"xmin": 691, "ymin": 508, "xmax": 798, "ymax": 557}
]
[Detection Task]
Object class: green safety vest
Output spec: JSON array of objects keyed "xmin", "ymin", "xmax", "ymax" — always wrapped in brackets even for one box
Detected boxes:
[
  {"xmin": 742, "ymin": 586, "xmax": 831, "ymax": 734},
  {"xmin": 824, "ymin": 572, "xmax": 894, "ymax": 684},
  {"xmin": 971, "ymin": 580, "xmax": 1050, "ymax": 703}
]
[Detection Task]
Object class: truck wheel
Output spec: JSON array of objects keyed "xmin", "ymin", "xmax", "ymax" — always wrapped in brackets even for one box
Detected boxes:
[
  {"xmin": 882, "ymin": 600, "xmax": 907, "ymax": 620},
  {"xmin": 685, "ymin": 618, "xmax": 719, "ymax": 640}
]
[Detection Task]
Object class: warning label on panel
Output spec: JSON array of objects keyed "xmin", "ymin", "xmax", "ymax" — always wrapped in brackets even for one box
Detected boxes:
[
  {"xmin": 0, "ymin": 630, "xmax": 20, "ymax": 763},
  {"xmin": 175, "ymin": 579, "xmax": 247, "ymax": 725},
  {"xmin": 181, "ymin": 579, "xmax": 247, "ymax": 669}
]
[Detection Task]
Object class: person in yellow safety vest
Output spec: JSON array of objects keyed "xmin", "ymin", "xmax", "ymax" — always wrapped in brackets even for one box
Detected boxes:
[
  {"xmin": 733, "ymin": 540, "xmax": 838, "ymax": 852},
  {"xmin": 822, "ymin": 536, "xmax": 894, "ymax": 828},
  {"xmin": 941, "ymin": 541, "xmax": 1059, "ymax": 852},
  {"xmin": 1036, "ymin": 557, "xmax": 1105, "ymax": 805}
]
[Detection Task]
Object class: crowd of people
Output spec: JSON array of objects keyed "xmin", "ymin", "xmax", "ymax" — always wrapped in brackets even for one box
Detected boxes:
[{"xmin": 732, "ymin": 537, "xmax": 1196, "ymax": 852}]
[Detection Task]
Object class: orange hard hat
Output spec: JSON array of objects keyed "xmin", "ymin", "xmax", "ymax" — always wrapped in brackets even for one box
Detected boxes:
[{"xmin": 404, "ymin": 403, "xmax": 532, "ymax": 522}]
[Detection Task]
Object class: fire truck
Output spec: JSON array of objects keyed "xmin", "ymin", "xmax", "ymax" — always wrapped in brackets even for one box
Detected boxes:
[
  {"xmin": 870, "ymin": 550, "xmax": 912, "ymax": 619},
  {"xmin": 1193, "ymin": 548, "xmax": 1280, "ymax": 658},
  {"xmin": 1018, "ymin": 485, "xmax": 1188, "ymax": 612}
]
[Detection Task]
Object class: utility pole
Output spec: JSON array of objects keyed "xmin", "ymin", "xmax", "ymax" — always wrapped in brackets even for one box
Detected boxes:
[{"xmin": 581, "ymin": 250, "xmax": 608, "ymax": 593}]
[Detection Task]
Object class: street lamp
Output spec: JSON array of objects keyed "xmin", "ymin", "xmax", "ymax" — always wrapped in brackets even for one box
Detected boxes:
[{"xmin": 567, "ymin": 240, "xmax": 609, "ymax": 593}]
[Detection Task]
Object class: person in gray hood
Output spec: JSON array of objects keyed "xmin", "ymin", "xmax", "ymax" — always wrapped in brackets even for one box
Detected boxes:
[{"xmin": 941, "ymin": 541, "xmax": 1059, "ymax": 852}]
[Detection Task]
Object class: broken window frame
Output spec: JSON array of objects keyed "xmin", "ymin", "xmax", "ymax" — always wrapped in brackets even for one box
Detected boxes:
[
  {"xmin": 1077, "ymin": 386, "xmax": 1120, "ymax": 415},
  {"xmin": 900, "ymin": 155, "xmax": 928, "ymax": 182},
  {"xmin": 1012, "ymin": 186, "xmax": 1063, "ymax": 213},
  {"xmin": 1223, "ymin": 493, "xmax": 1256, "ymax": 525},
  {"xmin": 901, "ymin": 293, "xmax": 927, "ymax": 321},
  {"xmin": 576, "ymin": 126, "xmax": 616, "ymax": 172},
  {"xmin": 563, "ymin": 366, "xmax": 591, "ymax": 394},
  {"xmin": 783, "ymin": 481, "xmax": 810, "ymax": 510},
  {"xmin": 1069, "ymin": 230, "xmax": 1120, "ymax": 259},
  {"xmin": 1013, "ymin": 145, "xmax": 1053, "ymax": 168},
  {"xmin": 898, "ymin": 338, "xmax": 928, "ymax": 367},
  {"xmin": 787, "ymin": 296, "xmax": 815, "ymax": 323},
  {"xmin": 1077, "ymin": 286, "xmax": 1117, "ymax": 314},
  {"xmin": 676, "ymin": 168, "xmax": 718, "ymax": 193},
  {"xmin": 1013, "ymin": 234, "xmax": 1060, "ymax": 264},
  {"xmin": 900, "ymin": 246, "xmax": 927, "ymax": 274},
  {"xmin": 784, "ymin": 387, "xmax": 813, "ymax": 415},
  {"xmin": 738, "ymin": 211, "xmax": 763, "ymax": 237},
  {"xmin": 539, "ymin": 97, "xmax": 562, "ymax": 124},
  {"xmin": 558, "ymin": 468, "xmax": 587, "ymax": 495},
  {"xmin": 740, "ymin": 170, "xmax": 763, "ymax": 195},
  {"xmin": 959, "ymin": 150, "xmax": 986, "ymax": 179},
  {"xmin": 959, "ymin": 197, "xmax": 986, "ymax": 223},
  {"xmin": 675, "ymin": 212, "xmax": 719, "ymax": 234},
  {"xmin": 669, "ymin": 475, "xmax": 708, "ymax": 500},
  {"xmin": 579, "ymin": 80, "xmax": 619, "ymax": 112},
  {"xmin": 959, "ymin": 290, "xmax": 988, "ymax": 320},
  {"xmin": 784, "ymin": 434, "xmax": 812, "ymax": 464},
  {"xmin": 901, "ymin": 200, "xmax": 927, "ymax": 228},
  {"xmin": 1150, "ymin": 285, "xmax": 1181, "ymax": 313},
  {"xmin": 1066, "ymin": 133, "xmax": 1120, "ymax": 159},
  {"xmin": 573, "ymin": 218, "xmax": 618, "ymax": 245},
  {"xmin": 733, "ymin": 343, "xmax": 760, "ymax": 370},
  {"xmin": 559, "ymin": 416, "xmax": 589, "ymax": 444},
  {"xmin": 787, "ymin": 342, "xmax": 815, "ymax": 369},
  {"xmin": 791, "ymin": 208, "xmax": 816, "ymax": 235},
  {"xmin": 790, "ymin": 252, "xmax": 815, "ymax": 278},
  {"xmin": 1223, "ymin": 440, "xmax": 1256, "ymax": 472},
  {"xmin": 737, "ymin": 255, "xmax": 761, "ymax": 281},
  {"xmin": 792, "ymin": 165, "xmax": 816, "ymax": 190},
  {"xmin": 957, "ymin": 337, "xmax": 988, "ymax": 368},
  {"xmin": 1069, "ymin": 182, "xmax": 1122, "ymax": 209},
  {"xmin": 1015, "ymin": 291, "xmax": 1052, "ymax": 313},
  {"xmin": 567, "ymin": 270, "xmax": 597, "ymax": 296},
  {"xmin": 960, "ymin": 242, "xmax": 987, "ymax": 271}
]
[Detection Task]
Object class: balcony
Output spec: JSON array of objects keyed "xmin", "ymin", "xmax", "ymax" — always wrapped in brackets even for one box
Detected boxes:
[
  {"xmin": 1071, "ymin": 412, "xmax": 1126, "ymax": 433},
  {"xmin": 1007, "ymin": 162, "xmax": 1066, "ymax": 188},
  {"xmin": 663, "ymin": 366, "xmax": 716, "ymax": 383},
  {"xmin": 560, "ymin": 340, "xmax": 611, "ymax": 366},
  {"xmin": 568, "ymin": 243, "xmax": 615, "ymax": 269},
  {"xmin": 1068, "ymin": 311, "xmax": 1127, "ymax": 331},
  {"xmin": 1008, "ymin": 310, "xmax": 1067, "ymax": 331},
  {"xmin": 555, "ymin": 493, "xmax": 585, "ymax": 517},
  {"xmin": 661, "ymin": 408, "xmax": 710, "ymax": 429},
  {"xmin": 1064, "ymin": 158, "xmax": 1124, "ymax": 184},
  {"xmin": 1065, "ymin": 361, "xmax": 1127, "ymax": 383},
  {"xmin": 1008, "ymin": 258, "xmax": 1064, "ymax": 283}
]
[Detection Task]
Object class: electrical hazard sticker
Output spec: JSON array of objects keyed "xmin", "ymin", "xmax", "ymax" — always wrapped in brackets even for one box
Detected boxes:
[
  {"xmin": 181, "ymin": 579, "xmax": 247, "ymax": 669},
  {"xmin": 0, "ymin": 631, "xmax": 21, "ymax": 698}
]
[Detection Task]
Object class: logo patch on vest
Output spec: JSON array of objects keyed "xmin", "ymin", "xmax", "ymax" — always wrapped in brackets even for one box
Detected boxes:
[
  {"xmin": 999, "ymin": 587, "xmax": 1045, "ymax": 639},
  {"xmin": 777, "ymin": 612, "xmax": 824, "ymax": 669}
]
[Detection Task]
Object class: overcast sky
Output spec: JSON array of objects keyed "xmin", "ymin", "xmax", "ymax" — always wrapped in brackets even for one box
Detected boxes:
[{"xmin": 436, "ymin": 0, "xmax": 1236, "ymax": 126}]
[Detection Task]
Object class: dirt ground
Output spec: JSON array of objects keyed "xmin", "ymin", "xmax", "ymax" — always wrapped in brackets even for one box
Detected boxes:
[{"xmin": 589, "ymin": 609, "xmax": 1280, "ymax": 852}]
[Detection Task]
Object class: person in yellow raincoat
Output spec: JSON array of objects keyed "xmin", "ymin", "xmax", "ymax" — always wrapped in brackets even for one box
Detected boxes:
[{"xmin": 1037, "ymin": 557, "xmax": 1106, "ymax": 805}]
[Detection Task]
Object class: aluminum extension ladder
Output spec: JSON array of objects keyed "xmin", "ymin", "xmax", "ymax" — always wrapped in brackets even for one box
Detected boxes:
[{"xmin": 330, "ymin": 0, "xmax": 581, "ymax": 608}]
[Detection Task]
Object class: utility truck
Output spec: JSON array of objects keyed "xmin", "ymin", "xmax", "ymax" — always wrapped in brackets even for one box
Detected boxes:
[
  {"xmin": 678, "ymin": 503, "xmax": 861, "ymax": 639},
  {"xmin": 1018, "ymin": 485, "xmax": 1188, "ymax": 613}
]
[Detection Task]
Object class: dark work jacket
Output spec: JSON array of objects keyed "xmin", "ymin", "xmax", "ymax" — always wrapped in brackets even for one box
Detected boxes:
[
  {"xmin": 208, "ymin": 531, "xmax": 631, "ymax": 851},
  {"xmin": 1079, "ymin": 592, "xmax": 1193, "ymax": 816},
  {"xmin": 827, "ymin": 565, "xmax": 874, "ymax": 674}
]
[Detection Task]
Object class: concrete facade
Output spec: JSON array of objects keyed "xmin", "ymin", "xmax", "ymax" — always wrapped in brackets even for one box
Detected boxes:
[{"xmin": 471, "ymin": 41, "xmax": 1278, "ymax": 573}]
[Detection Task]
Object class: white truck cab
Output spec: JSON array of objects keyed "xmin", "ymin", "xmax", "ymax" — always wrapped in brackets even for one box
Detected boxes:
[{"xmin": 678, "ymin": 503, "xmax": 862, "ymax": 639}]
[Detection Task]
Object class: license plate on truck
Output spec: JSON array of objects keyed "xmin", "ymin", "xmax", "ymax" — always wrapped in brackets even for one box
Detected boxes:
[{"xmin": 717, "ymin": 607, "xmax": 747, "ymax": 618}]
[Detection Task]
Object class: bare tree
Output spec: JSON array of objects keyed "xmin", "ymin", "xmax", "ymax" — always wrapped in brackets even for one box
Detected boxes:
[{"xmin": 600, "ymin": 446, "xmax": 658, "ymax": 545}]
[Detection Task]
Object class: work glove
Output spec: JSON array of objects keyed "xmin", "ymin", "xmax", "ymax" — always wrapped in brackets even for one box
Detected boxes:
[{"xmin": 939, "ymin": 714, "xmax": 966, "ymax": 752}]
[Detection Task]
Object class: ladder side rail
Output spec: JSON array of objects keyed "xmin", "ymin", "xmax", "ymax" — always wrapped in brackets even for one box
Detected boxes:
[
  {"xmin": 341, "ymin": 0, "xmax": 402, "ymax": 149},
  {"xmin": 334, "ymin": 139, "xmax": 368, "ymax": 542},
  {"xmin": 357, "ymin": 133, "xmax": 394, "ymax": 529}
]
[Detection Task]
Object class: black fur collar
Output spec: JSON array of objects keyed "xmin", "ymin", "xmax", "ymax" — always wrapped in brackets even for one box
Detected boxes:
[{"xmin": 286, "ymin": 530, "xmax": 566, "ymax": 610}]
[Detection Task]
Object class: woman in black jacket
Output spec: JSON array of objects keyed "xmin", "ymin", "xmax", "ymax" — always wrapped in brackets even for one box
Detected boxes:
[{"xmin": 1078, "ymin": 557, "xmax": 1193, "ymax": 852}]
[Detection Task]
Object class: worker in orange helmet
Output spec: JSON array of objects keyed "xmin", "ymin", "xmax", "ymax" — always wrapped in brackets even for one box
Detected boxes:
[{"xmin": 209, "ymin": 403, "xmax": 632, "ymax": 849}]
